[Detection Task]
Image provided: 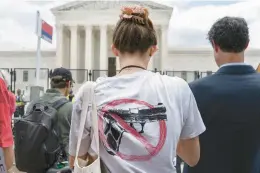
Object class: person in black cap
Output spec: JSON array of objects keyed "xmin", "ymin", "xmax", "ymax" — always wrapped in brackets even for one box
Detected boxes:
[
  {"xmin": 47, "ymin": 67, "xmax": 74, "ymax": 154},
  {"xmin": 23, "ymin": 67, "xmax": 74, "ymax": 172},
  {"xmin": 49, "ymin": 67, "xmax": 75, "ymax": 96}
]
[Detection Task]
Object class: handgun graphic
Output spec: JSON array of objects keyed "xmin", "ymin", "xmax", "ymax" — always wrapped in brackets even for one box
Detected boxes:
[{"xmin": 102, "ymin": 103, "xmax": 167, "ymax": 155}]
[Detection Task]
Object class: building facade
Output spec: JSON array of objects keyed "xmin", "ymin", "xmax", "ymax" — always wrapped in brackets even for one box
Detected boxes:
[
  {"xmin": 51, "ymin": 1, "xmax": 173, "ymax": 77},
  {"xmin": 1, "ymin": 1, "xmax": 259, "ymax": 92},
  {"xmin": 1, "ymin": 48, "xmax": 259, "ymax": 92}
]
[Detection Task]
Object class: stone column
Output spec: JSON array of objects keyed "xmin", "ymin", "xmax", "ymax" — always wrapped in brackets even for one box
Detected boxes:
[
  {"xmin": 84, "ymin": 25, "xmax": 93, "ymax": 70},
  {"xmin": 99, "ymin": 25, "xmax": 108, "ymax": 70},
  {"xmin": 56, "ymin": 24, "xmax": 63, "ymax": 67},
  {"xmin": 161, "ymin": 25, "xmax": 168, "ymax": 71},
  {"xmin": 70, "ymin": 25, "xmax": 78, "ymax": 70}
]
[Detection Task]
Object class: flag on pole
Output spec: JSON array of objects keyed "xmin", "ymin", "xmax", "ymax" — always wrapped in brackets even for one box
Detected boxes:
[
  {"xmin": 35, "ymin": 10, "xmax": 53, "ymax": 86},
  {"xmin": 41, "ymin": 20, "xmax": 53, "ymax": 43},
  {"xmin": 35, "ymin": 11, "xmax": 53, "ymax": 44}
]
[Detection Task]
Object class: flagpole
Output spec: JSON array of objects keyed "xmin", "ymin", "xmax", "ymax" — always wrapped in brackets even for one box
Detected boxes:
[{"xmin": 36, "ymin": 11, "xmax": 41, "ymax": 86}]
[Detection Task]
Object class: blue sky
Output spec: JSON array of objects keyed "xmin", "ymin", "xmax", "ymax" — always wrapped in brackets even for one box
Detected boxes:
[{"xmin": 0, "ymin": 0, "xmax": 259, "ymax": 50}]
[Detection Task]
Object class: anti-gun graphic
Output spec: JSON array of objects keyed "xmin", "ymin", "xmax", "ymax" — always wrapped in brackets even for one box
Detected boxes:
[
  {"xmin": 108, "ymin": 103, "xmax": 167, "ymax": 133},
  {"xmin": 103, "ymin": 113, "xmax": 126, "ymax": 155},
  {"xmin": 102, "ymin": 103, "xmax": 167, "ymax": 155}
]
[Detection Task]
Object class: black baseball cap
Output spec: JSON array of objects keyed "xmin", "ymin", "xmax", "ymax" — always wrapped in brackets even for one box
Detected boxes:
[{"xmin": 49, "ymin": 67, "xmax": 74, "ymax": 82}]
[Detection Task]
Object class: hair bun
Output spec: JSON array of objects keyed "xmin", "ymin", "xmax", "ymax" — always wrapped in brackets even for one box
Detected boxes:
[{"xmin": 120, "ymin": 6, "xmax": 149, "ymax": 25}]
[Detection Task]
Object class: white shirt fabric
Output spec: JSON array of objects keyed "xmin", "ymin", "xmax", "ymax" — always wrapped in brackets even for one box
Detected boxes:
[
  {"xmin": 69, "ymin": 70, "xmax": 205, "ymax": 173},
  {"xmin": 220, "ymin": 62, "xmax": 247, "ymax": 68}
]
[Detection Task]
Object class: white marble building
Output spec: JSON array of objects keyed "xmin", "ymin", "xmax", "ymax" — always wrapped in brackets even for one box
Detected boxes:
[
  {"xmin": 51, "ymin": 1, "xmax": 172, "ymax": 73},
  {"xmin": 0, "ymin": 1, "xmax": 259, "ymax": 91}
]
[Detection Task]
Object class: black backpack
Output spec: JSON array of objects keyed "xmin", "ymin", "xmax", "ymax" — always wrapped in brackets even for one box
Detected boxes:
[{"xmin": 14, "ymin": 98, "xmax": 69, "ymax": 173}]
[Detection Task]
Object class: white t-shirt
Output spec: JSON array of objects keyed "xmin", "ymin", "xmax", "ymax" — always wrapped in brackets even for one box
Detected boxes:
[{"xmin": 69, "ymin": 70, "xmax": 205, "ymax": 173}]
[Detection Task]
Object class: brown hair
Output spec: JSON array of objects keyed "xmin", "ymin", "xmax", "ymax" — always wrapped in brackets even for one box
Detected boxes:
[
  {"xmin": 113, "ymin": 6, "xmax": 157, "ymax": 54},
  {"xmin": 50, "ymin": 76, "xmax": 67, "ymax": 89}
]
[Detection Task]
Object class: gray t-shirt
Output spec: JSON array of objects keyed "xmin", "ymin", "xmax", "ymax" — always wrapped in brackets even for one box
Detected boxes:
[{"xmin": 69, "ymin": 71, "xmax": 205, "ymax": 173}]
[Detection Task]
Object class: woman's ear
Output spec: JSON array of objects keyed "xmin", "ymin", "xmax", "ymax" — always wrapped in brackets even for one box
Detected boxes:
[
  {"xmin": 111, "ymin": 44, "xmax": 119, "ymax": 56},
  {"xmin": 149, "ymin": 45, "xmax": 158, "ymax": 57}
]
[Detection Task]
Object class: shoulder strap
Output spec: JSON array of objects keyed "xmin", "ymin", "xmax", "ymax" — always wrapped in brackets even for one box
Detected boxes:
[
  {"xmin": 75, "ymin": 81, "xmax": 99, "ymax": 159},
  {"xmin": 52, "ymin": 98, "xmax": 69, "ymax": 110}
]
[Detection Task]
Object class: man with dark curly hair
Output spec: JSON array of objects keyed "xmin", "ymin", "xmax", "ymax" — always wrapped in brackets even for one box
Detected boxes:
[{"xmin": 184, "ymin": 17, "xmax": 260, "ymax": 173}]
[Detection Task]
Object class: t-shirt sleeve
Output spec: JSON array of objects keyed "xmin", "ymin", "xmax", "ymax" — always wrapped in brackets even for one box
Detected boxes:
[
  {"xmin": 179, "ymin": 79, "xmax": 206, "ymax": 139},
  {"xmin": 0, "ymin": 79, "xmax": 13, "ymax": 147}
]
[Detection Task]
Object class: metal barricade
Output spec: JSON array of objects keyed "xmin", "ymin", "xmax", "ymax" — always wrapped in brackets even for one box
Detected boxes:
[
  {"xmin": 165, "ymin": 71, "xmax": 199, "ymax": 82},
  {"xmin": 91, "ymin": 70, "xmax": 121, "ymax": 81},
  {"xmin": 12, "ymin": 68, "xmax": 49, "ymax": 93},
  {"xmin": 68, "ymin": 69, "xmax": 88, "ymax": 92},
  {"xmin": 200, "ymin": 71, "xmax": 214, "ymax": 78},
  {"xmin": 2, "ymin": 67, "xmax": 216, "ymax": 93}
]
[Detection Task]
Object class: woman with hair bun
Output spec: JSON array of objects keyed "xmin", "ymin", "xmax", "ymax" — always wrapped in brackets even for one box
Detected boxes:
[{"xmin": 69, "ymin": 6, "xmax": 205, "ymax": 173}]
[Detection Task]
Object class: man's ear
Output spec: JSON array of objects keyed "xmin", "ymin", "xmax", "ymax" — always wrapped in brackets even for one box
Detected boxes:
[
  {"xmin": 111, "ymin": 44, "xmax": 119, "ymax": 56},
  {"xmin": 212, "ymin": 41, "xmax": 219, "ymax": 53},
  {"xmin": 66, "ymin": 81, "xmax": 70, "ymax": 88},
  {"xmin": 245, "ymin": 41, "xmax": 249, "ymax": 50}
]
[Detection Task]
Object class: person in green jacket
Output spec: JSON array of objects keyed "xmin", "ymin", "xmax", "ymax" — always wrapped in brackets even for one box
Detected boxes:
[{"xmin": 34, "ymin": 67, "xmax": 74, "ymax": 157}]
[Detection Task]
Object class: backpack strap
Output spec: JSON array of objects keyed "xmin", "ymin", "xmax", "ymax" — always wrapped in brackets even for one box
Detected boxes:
[
  {"xmin": 50, "ymin": 98, "xmax": 69, "ymax": 156},
  {"xmin": 52, "ymin": 98, "xmax": 69, "ymax": 110}
]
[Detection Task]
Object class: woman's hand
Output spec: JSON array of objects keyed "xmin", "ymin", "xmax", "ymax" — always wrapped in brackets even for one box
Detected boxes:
[
  {"xmin": 69, "ymin": 153, "xmax": 95, "ymax": 168},
  {"xmin": 69, "ymin": 155, "xmax": 75, "ymax": 169}
]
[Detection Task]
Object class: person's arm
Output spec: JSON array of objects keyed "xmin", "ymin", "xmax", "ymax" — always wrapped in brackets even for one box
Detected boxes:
[
  {"xmin": 177, "ymin": 137, "xmax": 200, "ymax": 167},
  {"xmin": 0, "ymin": 80, "xmax": 14, "ymax": 170},
  {"xmin": 2, "ymin": 147, "xmax": 14, "ymax": 170},
  {"xmin": 176, "ymin": 80, "xmax": 206, "ymax": 167},
  {"xmin": 69, "ymin": 86, "xmax": 92, "ymax": 168},
  {"xmin": 57, "ymin": 102, "xmax": 73, "ymax": 155}
]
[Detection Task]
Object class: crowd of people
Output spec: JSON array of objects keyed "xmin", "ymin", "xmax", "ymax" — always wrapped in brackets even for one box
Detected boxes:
[{"xmin": 0, "ymin": 5, "xmax": 259, "ymax": 173}]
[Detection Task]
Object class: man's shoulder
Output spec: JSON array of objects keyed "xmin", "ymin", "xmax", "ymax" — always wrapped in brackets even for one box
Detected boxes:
[
  {"xmin": 40, "ymin": 94, "xmax": 71, "ymax": 109},
  {"xmin": 59, "ymin": 101, "xmax": 72, "ymax": 111},
  {"xmin": 56, "ymin": 99, "xmax": 72, "ymax": 114},
  {"xmin": 250, "ymin": 72, "xmax": 260, "ymax": 78},
  {"xmin": 189, "ymin": 74, "xmax": 216, "ymax": 88}
]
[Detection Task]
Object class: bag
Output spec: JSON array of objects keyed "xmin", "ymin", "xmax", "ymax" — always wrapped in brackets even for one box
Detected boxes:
[
  {"xmin": 252, "ymin": 148, "xmax": 260, "ymax": 173},
  {"xmin": 73, "ymin": 81, "xmax": 101, "ymax": 173},
  {"xmin": 0, "ymin": 148, "xmax": 7, "ymax": 173},
  {"xmin": 14, "ymin": 98, "xmax": 68, "ymax": 173}
]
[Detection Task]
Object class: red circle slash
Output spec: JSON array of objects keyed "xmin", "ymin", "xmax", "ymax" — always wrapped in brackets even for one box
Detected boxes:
[{"xmin": 98, "ymin": 99, "xmax": 167, "ymax": 161}]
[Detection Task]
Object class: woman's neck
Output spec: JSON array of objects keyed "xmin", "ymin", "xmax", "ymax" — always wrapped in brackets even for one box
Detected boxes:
[{"xmin": 118, "ymin": 56, "xmax": 149, "ymax": 75}]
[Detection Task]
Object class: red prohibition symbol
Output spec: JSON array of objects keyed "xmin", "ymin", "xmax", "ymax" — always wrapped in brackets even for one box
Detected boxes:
[{"xmin": 98, "ymin": 98, "xmax": 167, "ymax": 161}]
